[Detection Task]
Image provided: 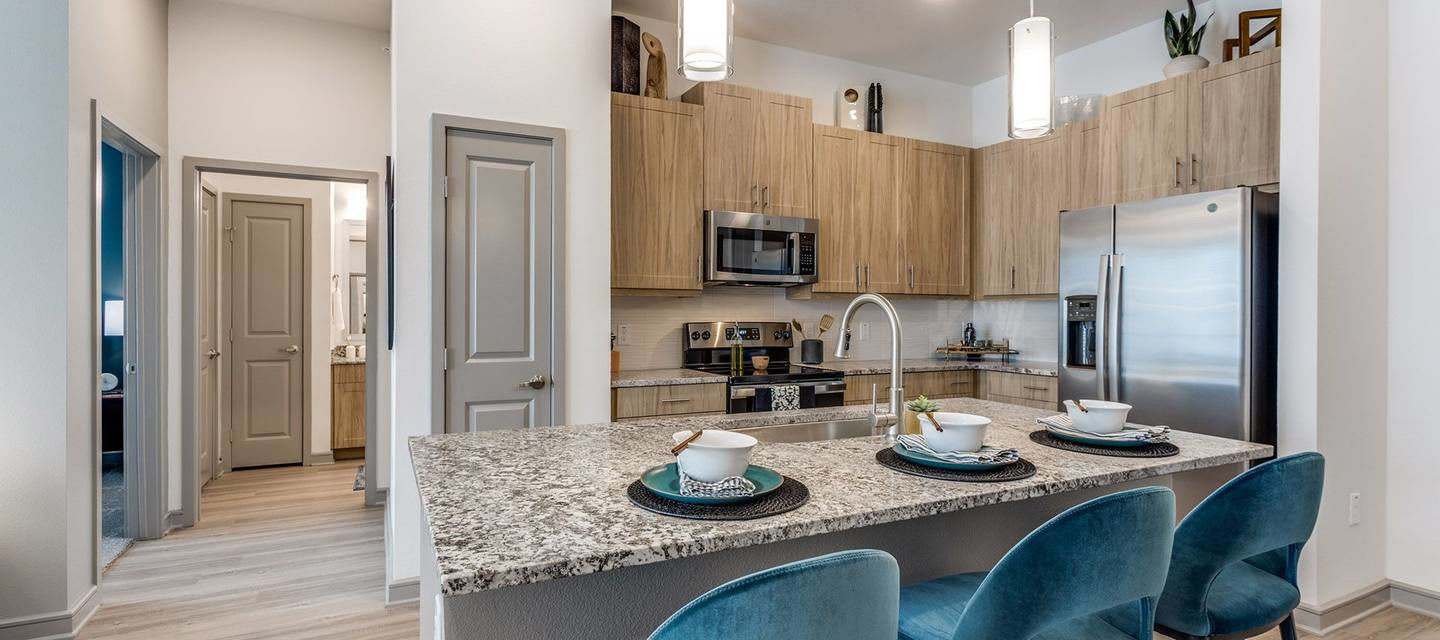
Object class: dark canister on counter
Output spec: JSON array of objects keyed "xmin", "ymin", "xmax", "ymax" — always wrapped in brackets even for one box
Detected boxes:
[{"xmin": 800, "ymin": 339, "xmax": 825, "ymax": 365}]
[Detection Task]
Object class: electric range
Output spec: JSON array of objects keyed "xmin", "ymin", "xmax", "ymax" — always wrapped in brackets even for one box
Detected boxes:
[{"xmin": 680, "ymin": 321, "xmax": 846, "ymax": 413}]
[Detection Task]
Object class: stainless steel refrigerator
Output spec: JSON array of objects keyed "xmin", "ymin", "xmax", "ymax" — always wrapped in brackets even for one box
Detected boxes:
[{"xmin": 1058, "ymin": 187, "xmax": 1278, "ymax": 447}]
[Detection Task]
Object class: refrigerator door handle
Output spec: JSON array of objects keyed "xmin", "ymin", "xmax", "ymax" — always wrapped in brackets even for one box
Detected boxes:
[
  {"xmin": 1095, "ymin": 254, "xmax": 1111, "ymax": 401},
  {"xmin": 1107, "ymin": 254, "xmax": 1125, "ymax": 402}
]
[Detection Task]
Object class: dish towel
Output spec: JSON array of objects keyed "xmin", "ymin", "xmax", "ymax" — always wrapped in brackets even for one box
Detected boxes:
[
  {"xmin": 330, "ymin": 275, "xmax": 347, "ymax": 339},
  {"xmin": 770, "ymin": 385, "xmax": 800, "ymax": 412},
  {"xmin": 678, "ymin": 469, "xmax": 756, "ymax": 498},
  {"xmin": 895, "ymin": 434, "xmax": 1020, "ymax": 465},
  {"xmin": 1037, "ymin": 415, "xmax": 1171, "ymax": 442}
]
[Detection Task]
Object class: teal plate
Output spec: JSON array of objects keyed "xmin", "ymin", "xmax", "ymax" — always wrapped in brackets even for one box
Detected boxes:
[
  {"xmin": 891, "ymin": 444, "xmax": 1010, "ymax": 471},
  {"xmin": 639, "ymin": 463, "xmax": 784, "ymax": 505},
  {"xmin": 1046, "ymin": 427, "xmax": 1153, "ymax": 448}
]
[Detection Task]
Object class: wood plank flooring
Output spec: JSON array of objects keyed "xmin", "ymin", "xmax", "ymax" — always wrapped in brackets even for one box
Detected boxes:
[
  {"xmin": 80, "ymin": 461, "xmax": 418, "ymax": 640},
  {"xmin": 77, "ymin": 459, "xmax": 1436, "ymax": 639}
]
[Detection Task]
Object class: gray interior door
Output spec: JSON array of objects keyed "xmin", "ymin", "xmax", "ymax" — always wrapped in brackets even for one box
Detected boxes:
[
  {"xmin": 1114, "ymin": 188, "xmax": 1247, "ymax": 440},
  {"xmin": 226, "ymin": 193, "xmax": 307, "ymax": 467},
  {"xmin": 200, "ymin": 186, "xmax": 218, "ymax": 484},
  {"xmin": 444, "ymin": 129, "xmax": 556, "ymax": 433}
]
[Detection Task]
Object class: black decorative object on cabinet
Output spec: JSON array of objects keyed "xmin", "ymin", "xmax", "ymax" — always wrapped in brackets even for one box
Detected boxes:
[
  {"xmin": 866, "ymin": 83, "xmax": 884, "ymax": 133},
  {"xmin": 611, "ymin": 16, "xmax": 641, "ymax": 95}
]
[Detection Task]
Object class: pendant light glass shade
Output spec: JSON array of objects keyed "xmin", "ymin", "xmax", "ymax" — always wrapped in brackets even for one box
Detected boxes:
[
  {"xmin": 1008, "ymin": 14, "xmax": 1055, "ymax": 139},
  {"xmin": 677, "ymin": 0, "xmax": 734, "ymax": 81}
]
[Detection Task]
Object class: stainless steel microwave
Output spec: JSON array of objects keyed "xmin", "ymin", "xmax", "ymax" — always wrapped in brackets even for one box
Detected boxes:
[{"xmin": 703, "ymin": 210, "xmax": 818, "ymax": 286}]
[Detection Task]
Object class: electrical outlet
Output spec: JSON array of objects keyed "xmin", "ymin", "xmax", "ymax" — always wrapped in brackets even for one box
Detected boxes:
[
  {"xmin": 616, "ymin": 324, "xmax": 631, "ymax": 346},
  {"xmin": 859, "ymin": 322, "xmax": 871, "ymax": 341},
  {"xmin": 1348, "ymin": 492, "xmax": 1361, "ymax": 526}
]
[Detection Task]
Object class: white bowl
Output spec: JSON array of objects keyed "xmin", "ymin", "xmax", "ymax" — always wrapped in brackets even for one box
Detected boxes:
[
  {"xmin": 919, "ymin": 412, "xmax": 991, "ymax": 453},
  {"xmin": 672, "ymin": 430, "xmax": 757, "ymax": 483},
  {"xmin": 1063, "ymin": 400, "xmax": 1133, "ymax": 434}
]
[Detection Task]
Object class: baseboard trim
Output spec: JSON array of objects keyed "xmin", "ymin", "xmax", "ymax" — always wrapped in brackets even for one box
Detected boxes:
[
  {"xmin": 307, "ymin": 451, "xmax": 336, "ymax": 466},
  {"xmin": 0, "ymin": 585, "xmax": 98, "ymax": 640},
  {"xmin": 163, "ymin": 509, "xmax": 188, "ymax": 535},
  {"xmin": 1295, "ymin": 579, "xmax": 1440, "ymax": 636},
  {"xmin": 387, "ymin": 578, "xmax": 420, "ymax": 605}
]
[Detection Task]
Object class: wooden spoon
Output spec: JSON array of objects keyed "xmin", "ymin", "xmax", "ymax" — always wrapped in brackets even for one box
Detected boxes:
[
  {"xmin": 1072, "ymin": 400, "xmax": 1090, "ymax": 413},
  {"xmin": 791, "ymin": 319, "xmax": 805, "ymax": 340},
  {"xmin": 671, "ymin": 430, "xmax": 704, "ymax": 455},
  {"xmin": 925, "ymin": 412, "xmax": 944, "ymax": 432},
  {"xmin": 817, "ymin": 314, "xmax": 834, "ymax": 336}
]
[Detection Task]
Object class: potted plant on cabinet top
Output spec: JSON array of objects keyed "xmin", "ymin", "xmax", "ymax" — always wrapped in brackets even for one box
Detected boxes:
[{"xmin": 1163, "ymin": 0, "xmax": 1213, "ymax": 78}]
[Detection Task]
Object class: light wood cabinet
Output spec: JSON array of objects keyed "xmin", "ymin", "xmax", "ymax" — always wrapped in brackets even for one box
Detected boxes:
[
  {"xmin": 843, "ymin": 370, "xmax": 976, "ymax": 405},
  {"xmin": 1100, "ymin": 76, "xmax": 1191, "ymax": 204},
  {"xmin": 1187, "ymin": 48, "xmax": 1280, "ymax": 192},
  {"xmin": 977, "ymin": 371, "xmax": 1058, "ymax": 411},
  {"xmin": 859, "ymin": 132, "xmax": 908, "ymax": 294},
  {"xmin": 1063, "ymin": 119, "xmax": 1103, "ymax": 211},
  {"xmin": 612, "ymin": 383, "xmax": 727, "ymax": 419},
  {"xmin": 973, "ymin": 142, "xmax": 1021, "ymax": 296},
  {"xmin": 682, "ymin": 83, "xmax": 812, "ymax": 216},
  {"xmin": 811, "ymin": 125, "xmax": 863, "ymax": 293},
  {"xmin": 903, "ymin": 139, "xmax": 970, "ymax": 296},
  {"xmin": 331, "ymin": 363, "xmax": 365, "ymax": 450},
  {"xmin": 972, "ymin": 135, "xmax": 1061, "ymax": 297},
  {"xmin": 610, "ymin": 93, "xmax": 705, "ymax": 292}
]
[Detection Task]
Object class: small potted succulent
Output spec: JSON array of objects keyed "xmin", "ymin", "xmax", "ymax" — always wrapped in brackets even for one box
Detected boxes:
[
  {"xmin": 904, "ymin": 395, "xmax": 942, "ymax": 436},
  {"xmin": 1163, "ymin": 0, "xmax": 1213, "ymax": 78}
]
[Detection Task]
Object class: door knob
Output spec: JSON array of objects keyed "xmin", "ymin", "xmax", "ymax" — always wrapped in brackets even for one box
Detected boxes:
[
  {"xmin": 282, "ymin": 345, "xmax": 300, "ymax": 354},
  {"xmin": 206, "ymin": 349, "xmax": 221, "ymax": 359},
  {"xmin": 520, "ymin": 374, "xmax": 546, "ymax": 390}
]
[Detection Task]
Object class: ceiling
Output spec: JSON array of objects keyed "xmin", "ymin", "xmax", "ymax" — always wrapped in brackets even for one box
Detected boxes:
[
  {"xmin": 216, "ymin": 0, "xmax": 391, "ymax": 31},
  {"xmin": 613, "ymin": 0, "xmax": 1180, "ymax": 86}
]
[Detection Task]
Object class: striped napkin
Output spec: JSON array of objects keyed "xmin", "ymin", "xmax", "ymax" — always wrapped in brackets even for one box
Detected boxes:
[
  {"xmin": 1037, "ymin": 415, "xmax": 1171, "ymax": 442},
  {"xmin": 895, "ymin": 434, "xmax": 1020, "ymax": 465},
  {"xmin": 678, "ymin": 468, "xmax": 757, "ymax": 498}
]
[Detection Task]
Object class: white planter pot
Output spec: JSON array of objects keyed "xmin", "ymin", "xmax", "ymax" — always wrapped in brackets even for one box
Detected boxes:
[{"xmin": 1163, "ymin": 54, "xmax": 1210, "ymax": 78}]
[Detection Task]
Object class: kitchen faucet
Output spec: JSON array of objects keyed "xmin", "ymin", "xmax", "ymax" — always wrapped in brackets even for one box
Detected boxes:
[{"xmin": 834, "ymin": 293, "xmax": 903, "ymax": 440}]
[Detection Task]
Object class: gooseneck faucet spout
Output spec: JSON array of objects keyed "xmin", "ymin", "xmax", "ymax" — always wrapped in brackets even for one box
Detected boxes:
[{"xmin": 834, "ymin": 293, "xmax": 904, "ymax": 439}]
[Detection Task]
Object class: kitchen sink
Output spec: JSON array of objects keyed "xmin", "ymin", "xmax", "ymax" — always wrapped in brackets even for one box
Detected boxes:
[{"xmin": 732, "ymin": 417, "xmax": 883, "ymax": 443}]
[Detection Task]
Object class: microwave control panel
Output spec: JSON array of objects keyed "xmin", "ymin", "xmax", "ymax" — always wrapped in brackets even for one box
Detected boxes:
[{"xmin": 797, "ymin": 234, "xmax": 816, "ymax": 275}]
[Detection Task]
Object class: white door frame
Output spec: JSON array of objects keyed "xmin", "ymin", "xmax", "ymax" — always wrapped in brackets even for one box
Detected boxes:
[
  {"xmin": 429, "ymin": 114, "xmax": 567, "ymax": 436},
  {"xmin": 90, "ymin": 99, "xmax": 170, "ymax": 577},
  {"xmin": 180, "ymin": 157, "xmax": 384, "ymax": 528}
]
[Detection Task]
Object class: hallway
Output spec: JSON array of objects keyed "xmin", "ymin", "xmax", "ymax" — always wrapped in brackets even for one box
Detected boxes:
[{"xmin": 80, "ymin": 461, "xmax": 416, "ymax": 640}]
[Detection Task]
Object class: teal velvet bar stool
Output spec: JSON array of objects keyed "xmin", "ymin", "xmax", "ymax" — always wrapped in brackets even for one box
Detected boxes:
[
  {"xmin": 649, "ymin": 549, "xmax": 900, "ymax": 640},
  {"xmin": 898, "ymin": 486, "xmax": 1177, "ymax": 640},
  {"xmin": 1155, "ymin": 452, "xmax": 1325, "ymax": 640}
]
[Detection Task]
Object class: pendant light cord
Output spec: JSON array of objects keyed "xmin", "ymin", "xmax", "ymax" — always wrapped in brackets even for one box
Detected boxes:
[{"xmin": 1029, "ymin": 0, "xmax": 1035, "ymax": 18}]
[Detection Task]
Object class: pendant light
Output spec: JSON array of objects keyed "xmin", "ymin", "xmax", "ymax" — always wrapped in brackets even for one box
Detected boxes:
[
  {"xmin": 677, "ymin": 0, "xmax": 734, "ymax": 81},
  {"xmin": 1008, "ymin": 0, "xmax": 1055, "ymax": 139}
]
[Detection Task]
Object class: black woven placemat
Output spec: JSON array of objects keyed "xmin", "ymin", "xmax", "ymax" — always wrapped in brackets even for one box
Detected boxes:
[
  {"xmin": 874, "ymin": 448, "xmax": 1037, "ymax": 482},
  {"xmin": 1029, "ymin": 430, "xmax": 1180, "ymax": 458},
  {"xmin": 626, "ymin": 476, "xmax": 809, "ymax": 521}
]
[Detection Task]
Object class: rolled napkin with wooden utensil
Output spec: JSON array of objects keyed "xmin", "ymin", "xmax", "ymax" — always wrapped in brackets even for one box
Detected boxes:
[
  {"xmin": 896, "ymin": 434, "xmax": 1020, "ymax": 465},
  {"xmin": 1038, "ymin": 415, "xmax": 1171, "ymax": 442}
]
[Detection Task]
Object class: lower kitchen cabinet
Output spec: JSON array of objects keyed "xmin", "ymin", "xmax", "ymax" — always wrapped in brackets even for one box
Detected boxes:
[
  {"xmin": 977, "ymin": 371, "xmax": 1058, "ymax": 411},
  {"xmin": 612, "ymin": 384, "xmax": 727, "ymax": 420},
  {"xmin": 331, "ymin": 363, "xmax": 366, "ymax": 451},
  {"xmin": 843, "ymin": 370, "xmax": 976, "ymax": 405}
]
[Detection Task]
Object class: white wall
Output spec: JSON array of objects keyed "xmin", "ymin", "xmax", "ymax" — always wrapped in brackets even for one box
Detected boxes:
[
  {"xmin": 390, "ymin": 0, "xmax": 612, "ymax": 595},
  {"xmin": 970, "ymin": 1, "xmax": 1279, "ymax": 147},
  {"xmin": 618, "ymin": 12, "xmax": 973, "ymax": 147},
  {"xmin": 1386, "ymin": 0, "xmax": 1440, "ymax": 596},
  {"xmin": 168, "ymin": 0, "xmax": 391, "ymax": 507},
  {"xmin": 1280, "ymin": 0, "xmax": 1391, "ymax": 609},
  {"xmin": 203, "ymin": 173, "xmax": 339, "ymax": 462},
  {"xmin": 0, "ymin": 0, "xmax": 74, "ymax": 628},
  {"xmin": 613, "ymin": 291, "xmax": 973, "ymax": 369}
]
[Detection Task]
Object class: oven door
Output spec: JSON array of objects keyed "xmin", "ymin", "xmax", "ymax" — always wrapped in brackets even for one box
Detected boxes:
[
  {"xmin": 705, "ymin": 210, "xmax": 818, "ymax": 285},
  {"xmin": 728, "ymin": 380, "xmax": 846, "ymax": 414}
]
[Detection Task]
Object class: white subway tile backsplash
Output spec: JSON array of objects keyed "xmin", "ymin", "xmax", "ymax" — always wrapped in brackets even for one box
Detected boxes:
[{"xmin": 611, "ymin": 290, "xmax": 1059, "ymax": 371}]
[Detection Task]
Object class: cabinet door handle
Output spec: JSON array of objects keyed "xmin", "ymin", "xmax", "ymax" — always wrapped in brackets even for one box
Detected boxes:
[
  {"xmin": 751, "ymin": 184, "xmax": 758, "ymax": 207},
  {"xmin": 1190, "ymin": 153, "xmax": 1199, "ymax": 186},
  {"xmin": 908, "ymin": 265, "xmax": 914, "ymax": 289},
  {"xmin": 1174, "ymin": 157, "xmax": 1183, "ymax": 188},
  {"xmin": 1022, "ymin": 385, "xmax": 1049, "ymax": 392},
  {"xmin": 864, "ymin": 264, "xmax": 870, "ymax": 289},
  {"xmin": 659, "ymin": 397, "xmax": 693, "ymax": 403},
  {"xmin": 1011, "ymin": 266, "xmax": 1016, "ymax": 289},
  {"xmin": 854, "ymin": 264, "xmax": 861, "ymax": 288},
  {"xmin": 761, "ymin": 185, "xmax": 769, "ymax": 209}
]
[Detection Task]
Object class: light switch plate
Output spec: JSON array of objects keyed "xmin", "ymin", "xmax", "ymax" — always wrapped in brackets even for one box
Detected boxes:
[{"xmin": 616, "ymin": 324, "xmax": 631, "ymax": 346}]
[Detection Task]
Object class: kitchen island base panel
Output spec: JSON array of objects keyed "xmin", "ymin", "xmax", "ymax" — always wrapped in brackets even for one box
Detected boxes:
[{"xmin": 422, "ymin": 471, "xmax": 1227, "ymax": 640}]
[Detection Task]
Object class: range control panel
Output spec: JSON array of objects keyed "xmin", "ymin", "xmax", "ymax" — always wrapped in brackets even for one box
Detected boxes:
[{"xmin": 683, "ymin": 322, "xmax": 794, "ymax": 349}]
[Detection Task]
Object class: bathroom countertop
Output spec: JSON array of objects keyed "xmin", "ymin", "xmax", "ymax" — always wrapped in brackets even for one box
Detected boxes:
[
  {"xmin": 331, "ymin": 355, "xmax": 366, "ymax": 365},
  {"xmin": 410, "ymin": 397, "xmax": 1268, "ymax": 597}
]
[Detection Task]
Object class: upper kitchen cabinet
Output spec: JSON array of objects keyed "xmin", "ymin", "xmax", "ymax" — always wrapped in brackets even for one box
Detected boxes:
[
  {"xmin": 811, "ymin": 125, "xmax": 862, "ymax": 293},
  {"xmin": 1100, "ymin": 75, "xmax": 1190, "ymax": 204},
  {"xmin": 682, "ymin": 83, "xmax": 813, "ymax": 216},
  {"xmin": 972, "ymin": 141, "xmax": 1019, "ymax": 296},
  {"xmin": 903, "ymin": 139, "xmax": 970, "ymax": 296},
  {"xmin": 610, "ymin": 93, "xmax": 704, "ymax": 292},
  {"xmin": 1187, "ymin": 48, "xmax": 1281, "ymax": 192},
  {"xmin": 1062, "ymin": 118, "xmax": 1103, "ymax": 211},
  {"xmin": 972, "ymin": 136, "xmax": 1059, "ymax": 297},
  {"xmin": 858, "ymin": 132, "xmax": 908, "ymax": 294}
]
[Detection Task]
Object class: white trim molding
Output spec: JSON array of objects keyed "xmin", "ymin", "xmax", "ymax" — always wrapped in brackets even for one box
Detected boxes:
[
  {"xmin": 387, "ymin": 578, "xmax": 420, "ymax": 605},
  {"xmin": 0, "ymin": 586, "xmax": 99, "ymax": 640},
  {"xmin": 1295, "ymin": 579, "xmax": 1440, "ymax": 636}
]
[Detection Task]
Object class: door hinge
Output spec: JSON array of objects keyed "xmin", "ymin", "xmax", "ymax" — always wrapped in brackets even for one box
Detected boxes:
[
  {"xmin": 442, "ymin": 176, "xmax": 450, "ymax": 199},
  {"xmin": 441, "ymin": 347, "xmax": 449, "ymax": 371}
]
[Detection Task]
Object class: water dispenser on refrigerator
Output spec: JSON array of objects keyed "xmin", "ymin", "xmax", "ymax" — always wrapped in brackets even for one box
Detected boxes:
[{"xmin": 1064, "ymin": 296, "xmax": 1097, "ymax": 368}]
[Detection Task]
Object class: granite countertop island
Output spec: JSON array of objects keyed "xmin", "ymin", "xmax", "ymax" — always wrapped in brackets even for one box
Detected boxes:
[{"xmin": 411, "ymin": 398, "xmax": 1266, "ymax": 598}]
